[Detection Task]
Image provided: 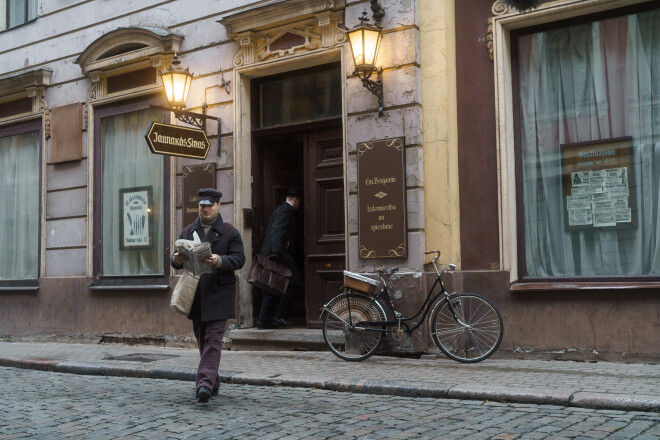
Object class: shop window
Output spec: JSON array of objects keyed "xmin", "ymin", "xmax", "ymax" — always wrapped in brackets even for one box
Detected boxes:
[
  {"xmin": 0, "ymin": 120, "xmax": 40, "ymax": 280},
  {"xmin": 515, "ymin": 7, "xmax": 660, "ymax": 279},
  {"xmin": 1, "ymin": 0, "xmax": 38, "ymax": 30},
  {"xmin": 93, "ymin": 99, "xmax": 169, "ymax": 280}
]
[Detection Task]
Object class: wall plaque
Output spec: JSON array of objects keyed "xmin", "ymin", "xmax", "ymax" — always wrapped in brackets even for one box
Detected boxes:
[
  {"xmin": 145, "ymin": 121, "xmax": 211, "ymax": 159},
  {"xmin": 182, "ymin": 163, "xmax": 216, "ymax": 227},
  {"xmin": 561, "ymin": 137, "xmax": 633, "ymax": 229},
  {"xmin": 357, "ymin": 137, "xmax": 407, "ymax": 259}
]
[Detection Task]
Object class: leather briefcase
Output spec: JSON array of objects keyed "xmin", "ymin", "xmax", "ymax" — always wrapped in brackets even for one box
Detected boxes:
[{"xmin": 247, "ymin": 255, "xmax": 292, "ymax": 295}]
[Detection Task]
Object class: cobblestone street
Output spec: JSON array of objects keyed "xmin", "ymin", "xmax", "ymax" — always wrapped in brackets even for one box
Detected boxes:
[{"xmin": 1, "ymin": 366, "xmax": 659, "ymax": 440}]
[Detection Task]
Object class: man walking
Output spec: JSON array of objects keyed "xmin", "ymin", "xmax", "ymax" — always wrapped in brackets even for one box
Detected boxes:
[
  {"xmin": 257, "ymin": 188, "xmax": 303, "ymax": 329},
  {"xmin": 171, "ymin": 188, "xmax": 245, "ymax": 403}
]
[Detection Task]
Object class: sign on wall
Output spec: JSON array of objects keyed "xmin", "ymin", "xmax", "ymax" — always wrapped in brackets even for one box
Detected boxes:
[
  {"xmin": 120, "ymin": 186, "xmax": 153, "ymax": 250},
  {"xmin": 182, "ymin": 163, "xmax": 216, "ymax": 227},
  {"xmin": 561, "ymin": 137, "xmax": 633, "ymax": 229},
  {"xmin": 144, "ymin": 121, "xmax": 211, "ymax": 159},
  {"xmin": 357, "ymin": 137, "xmax": 407, "ymax": 259}
]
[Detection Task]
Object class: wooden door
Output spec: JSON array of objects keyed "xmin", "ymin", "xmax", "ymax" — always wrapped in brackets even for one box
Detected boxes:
[{"xmin": 304, "ymin": 129, "xmax": 345, "ymax": 327}]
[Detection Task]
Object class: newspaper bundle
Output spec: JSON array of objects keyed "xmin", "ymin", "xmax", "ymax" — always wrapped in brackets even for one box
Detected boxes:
[{"xmin": 175, "ymin": 233, "xmax": 212, "ymax": 276}]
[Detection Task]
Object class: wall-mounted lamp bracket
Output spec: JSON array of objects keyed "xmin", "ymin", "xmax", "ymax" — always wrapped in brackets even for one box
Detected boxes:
[
  {"xmin": 219, "ymin": 73, "xmax": 231, "ymax": 95},
  {"xmin": 370, "ymin": 0, "xmax": 385, "ymax": 26},
  {"xmin": 355, "ymin": 67, "xmax": 384, "ymax": 116}
]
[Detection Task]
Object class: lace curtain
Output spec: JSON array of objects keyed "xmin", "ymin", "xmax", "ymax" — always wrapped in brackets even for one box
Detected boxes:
[
  {"xmin": 101, "ymin": 108, "xmax": 164, "ymax": 276},
  {"xmin": 518, "ymin": 9, "xmax": 660, "ymax": 278},
  {"xmin": 0, "ymin": 129, "xmax": 39, "ymax": 279}
]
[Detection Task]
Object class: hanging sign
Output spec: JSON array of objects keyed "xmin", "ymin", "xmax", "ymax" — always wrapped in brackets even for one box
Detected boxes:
[
  {"xmin": 357, "ymin": 137, "xmax": 407, "ymax": 259},
  {"xmin": 145, "ymin": 121, "xmax": 211, "ymax": 159}
]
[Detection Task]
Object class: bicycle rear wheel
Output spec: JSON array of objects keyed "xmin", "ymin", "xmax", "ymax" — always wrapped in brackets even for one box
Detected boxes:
[
  {"xmin": 321, "ymin": 291, "xmax": 386, "ymax": 361},
  {"xmin": 431, "ymin": 293, "xmax": 503, "ymax": 363}
]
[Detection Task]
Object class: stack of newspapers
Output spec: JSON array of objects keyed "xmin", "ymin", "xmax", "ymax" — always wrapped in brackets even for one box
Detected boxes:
[{"xmin": 175, "ymin": 238, "xmax": 212, "ymax": 276}]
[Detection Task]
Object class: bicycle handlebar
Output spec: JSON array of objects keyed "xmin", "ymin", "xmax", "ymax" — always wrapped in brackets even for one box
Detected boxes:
[{"xmin": 424, "ymin": 249, "xmax": 441, "ymax": 262}]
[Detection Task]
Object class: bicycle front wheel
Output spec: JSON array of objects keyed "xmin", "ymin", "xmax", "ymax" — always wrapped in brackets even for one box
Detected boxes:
[
  {"xmin": 431, "ymin": 293, "xmax": 503, "ymax": 363},
  {"xmin": 321, "ymin": 291, "xmax": 386, "ymax": 361}
]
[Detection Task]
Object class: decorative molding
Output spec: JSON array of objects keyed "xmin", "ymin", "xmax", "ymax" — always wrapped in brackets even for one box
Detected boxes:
[
  {"xmin": 77, "ymin": 27, "xmax": 181, "ymax": 103},
  {"xmin": 487, "ymin": 18, "xmax": 494, "ymax": 61},
  {"xmin": 83, "ymin": 103, "xmax": 89, "ymax": 130},
  {"xmin": 0, "ymin": 69, "xmax": 52, "ymax": 107},
  {"xmin": 27, "ymin": 86, "xmax": 47, "ymax": 112},
  {"xmin": 223, "ymin": 0, "xmax": 345, "ymax": 68},
  {"xmin": 88, "ymin": 74, "xmax": 103, "ymax": 100},
  {"xmin": 257, "ymin": 25, "xmax": 320, "ymax": 62},
  {"xmin": 76, "ymin": 27, "xmax": 182, "ymax": 76},
  {"xmin": 492, "ymin": 0, "xmax": 515, "ymax": 16},
  {"xmin": 44, "ymin": 109, "xmax": 51, "ymax": 139}
]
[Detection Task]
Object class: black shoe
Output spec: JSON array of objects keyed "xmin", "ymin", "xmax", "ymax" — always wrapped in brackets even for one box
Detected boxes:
[
  {"xmin": 273, "ymin": 317, "xmax": 293, "ymax": 326},
  {"xmin": 212, "ymin": 387, "xmax": 219, "ymax": 397},
  {"xmin": 197, "ymin": 386, "xmax": 211, "ymax": 403}
]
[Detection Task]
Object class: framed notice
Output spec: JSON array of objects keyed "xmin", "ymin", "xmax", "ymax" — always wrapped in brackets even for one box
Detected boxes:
[
  {"xmin": 182, "ymin": 163, "xmax": 216, "ymax": 227},
  {"xmin": 120, "ymin": 186, "xmax": 153, "ymax": 250},
  {"xmin": 561, "ymin": 137, "xmax": 633, "ymax": 230},
  {"xmin": 357, "ymin": 137, "xmax": 407, "ymax": 259}
]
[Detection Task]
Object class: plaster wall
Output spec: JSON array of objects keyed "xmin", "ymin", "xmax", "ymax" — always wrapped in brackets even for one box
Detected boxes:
[{"xmin": 419, "ymin": 0, "xmax": 461, "ymax": 268}]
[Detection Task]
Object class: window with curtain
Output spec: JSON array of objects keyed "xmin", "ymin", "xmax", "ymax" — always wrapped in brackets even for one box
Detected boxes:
[
  {"xmin": 99, "ymin": 107, "xmax": 165, "ymax": 277},
  {"xmin": 517, "ymin": 7, "xmax": 660, "ymax": 279},
  {"xmin": 0, "ymin": 122, "xmax": 40, "ymax": 280}
]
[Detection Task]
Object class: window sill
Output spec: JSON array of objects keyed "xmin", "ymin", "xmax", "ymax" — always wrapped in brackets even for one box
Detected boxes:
[
  {"xmin": 89, "ymin": 284, "xmax": 170, "ymax": 291},
  {"xmin": 510, "ymin": 281, "xmax": 660, "ymax": 292},
  {"xmin": 0, "ymin": 286, "xmax": 39, "ymax": 292}
]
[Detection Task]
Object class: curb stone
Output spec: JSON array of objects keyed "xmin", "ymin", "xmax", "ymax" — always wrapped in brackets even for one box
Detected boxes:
[{"xmin": 1, "ymin": 355, "xmax": 659, "ymax": 413}]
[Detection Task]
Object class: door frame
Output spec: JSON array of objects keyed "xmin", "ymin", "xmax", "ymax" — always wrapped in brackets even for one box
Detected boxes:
[{"xmin": 233, "ymin": 48, "xmax": 348, "ymax": 327}]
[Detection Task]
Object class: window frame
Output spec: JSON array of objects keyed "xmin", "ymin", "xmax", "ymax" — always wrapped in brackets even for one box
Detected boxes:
[
  {"xmin": 2, "ymin": 0, "xmax": 38, "ymax": 30},
  {"xmin": 91, "ymin": 94, "xmax": 172, "ymax": 289},
  {"xmin": 509, "ymin": 1, "xmax": 660, "ymax": 285},
  {"xmin": 0, "ymin": 118, "xmax": 42, "ymax": 290}
]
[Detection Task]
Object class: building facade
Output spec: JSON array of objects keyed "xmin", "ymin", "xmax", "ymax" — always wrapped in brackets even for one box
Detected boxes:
[{"xmin": 0, "ymin": 0, "xmax": 658, "ymax": 360}]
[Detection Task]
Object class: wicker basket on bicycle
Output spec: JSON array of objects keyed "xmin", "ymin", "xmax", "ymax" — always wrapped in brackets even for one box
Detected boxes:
[{"xmin": 343, "ymin": 270, "xmax": 380, "ymax": 295}]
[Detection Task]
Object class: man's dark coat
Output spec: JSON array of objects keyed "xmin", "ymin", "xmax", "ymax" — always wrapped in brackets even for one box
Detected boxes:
[
  {"xmin": 260, "ymin": 201, "xmax": 302, "ymax": 286},
  {"xmin": 171, "ymin": 214, "xmax": 245, "ymax": 322}
]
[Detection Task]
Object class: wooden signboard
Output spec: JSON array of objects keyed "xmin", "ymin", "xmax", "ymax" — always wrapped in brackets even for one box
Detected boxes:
[
  {"xmin": 182, "ymin": 163, "xmax": 216, "ymax": 227},
  {"xmin": 357, "ymin": 137, "xmax": 407, "ymax": 259},
  {"xmin": 561, "ymin": 137, "xmax": 632, "ymax": 229},
  {"xmin": 145, "ymin": 121, "xmax": 211, "ymax": 159}
]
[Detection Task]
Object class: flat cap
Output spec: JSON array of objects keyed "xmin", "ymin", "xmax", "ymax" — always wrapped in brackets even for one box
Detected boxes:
[{"xmin": 198, "ymin": 188, "xmax": 222, "ymax": 205}]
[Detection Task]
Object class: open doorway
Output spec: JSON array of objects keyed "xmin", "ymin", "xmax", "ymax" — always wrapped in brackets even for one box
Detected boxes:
[{"xmin": 249, "ymin": 63, "xmax": 346, "ymax": 329}]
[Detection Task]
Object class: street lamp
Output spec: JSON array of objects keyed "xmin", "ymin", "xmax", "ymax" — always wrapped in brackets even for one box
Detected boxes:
[
  {"xmin": 154, "ymin": 53, "xmax": 219, "ymax": 132},
  {"xmin": 348, "ymin": 11, "xmax": 384, "ymax": 116},
  {"xmin": 160, "ymin": 53, "xmax": 193, "ymax": 110}
]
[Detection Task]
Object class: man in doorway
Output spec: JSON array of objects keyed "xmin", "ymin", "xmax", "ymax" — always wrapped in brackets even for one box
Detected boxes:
[
  {"xmin": 257, "ymin": 188, "xmax": 303, "ymax": 329},
  {"xmin": 171, "ymin": 188, "xmax": 245, "ymax": 403}
]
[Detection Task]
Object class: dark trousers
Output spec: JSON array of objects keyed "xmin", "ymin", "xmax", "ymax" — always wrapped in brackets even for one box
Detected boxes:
[
  {"xmin": 192, "ymin": 319, "xmax": 227, "ymax": 393},
  {"xmin": 257, "ymin": 285, "xmax": 297, "ymax": 324}
]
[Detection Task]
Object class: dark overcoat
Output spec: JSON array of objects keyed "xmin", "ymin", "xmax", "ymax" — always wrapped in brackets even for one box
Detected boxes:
[
  {"xmin": 260, "ymin": 201, "xmax": 302, "ymax": 286},
  {"xmin": 171, "ymin": 215, "xmax": 245, "ymax": 322}
]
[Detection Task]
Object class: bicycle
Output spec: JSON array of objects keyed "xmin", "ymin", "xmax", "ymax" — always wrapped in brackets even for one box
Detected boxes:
[{"xmin": 320, "ymin": 250, "xmax": 504, "ymax": 363}]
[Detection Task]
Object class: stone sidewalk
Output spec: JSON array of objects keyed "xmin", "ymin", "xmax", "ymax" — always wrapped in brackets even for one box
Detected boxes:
[{"xmin": 0, "ymin": 341, "xmax": 658, "ymax": 413}]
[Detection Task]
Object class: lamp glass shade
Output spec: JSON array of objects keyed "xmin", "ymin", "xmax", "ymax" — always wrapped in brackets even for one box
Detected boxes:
[
  {"xmin": 348, "ymin": 25, "xmax": 381, "ymax": 69},
  {"xmin": 160, "ymin": 68, "xmax": 192, "ymax": 109}
]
